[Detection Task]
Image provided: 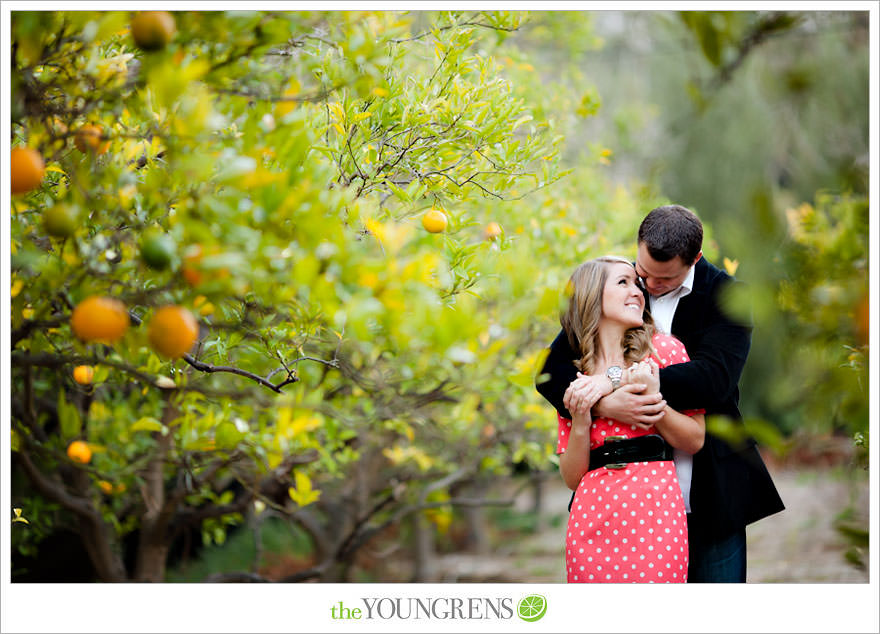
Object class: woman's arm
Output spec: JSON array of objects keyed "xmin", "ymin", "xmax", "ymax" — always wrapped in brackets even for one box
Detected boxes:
[
  {"xmin": 559, "ymin": 412, "xmax": 591, "ymax": 491},
  {"xmin": 654, "ymin": 409, "xmax": 705, "ymax": 455},
  {"xmin": 556, "ymin": 376, "xmax": 605, "ymax": 490}
]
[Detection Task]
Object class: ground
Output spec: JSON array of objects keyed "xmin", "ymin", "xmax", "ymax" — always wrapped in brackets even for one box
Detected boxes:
[{"xmin": 429, "ymin": 463, "xmax": 870, "ymax": 583}]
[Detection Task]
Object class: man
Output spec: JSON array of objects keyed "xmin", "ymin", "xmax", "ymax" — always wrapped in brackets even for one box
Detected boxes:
[{"xmin": 536, "ymin": 204, "xmax": 784, "ymax": 582}]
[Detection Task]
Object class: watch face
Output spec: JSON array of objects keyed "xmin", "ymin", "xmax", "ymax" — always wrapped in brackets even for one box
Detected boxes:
[{"xmin": 606, "ymin": 366, "xmax": 622, "ymax": 380}]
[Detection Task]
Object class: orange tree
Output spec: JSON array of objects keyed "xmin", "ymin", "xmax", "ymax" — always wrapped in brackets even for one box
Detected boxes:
[{"xmin": 9, "ymin": 10, "xmax": 645, "ymax": 581}]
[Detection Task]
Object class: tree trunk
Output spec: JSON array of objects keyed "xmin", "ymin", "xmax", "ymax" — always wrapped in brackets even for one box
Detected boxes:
[
  {"xmin": 530, "ymin": 472, "xmax": 546, "ymax": 532},
  {"xmin": 461, "ymin": 479, "xmax": 491, "ymax": 554},
  {"xmin": 133, "ymin": 395, "xmax": 176, "ymax": 582},
  {"xmin": 134, "ymin": 521, "xmax": 170, "ymax": 582},
  {"xmin": 409, "ymin": 513, "xmax": 436, "ymax": 582},
  {"xmin": 78, "ymin": 514, "xmax": 128, "ymax": 582}
]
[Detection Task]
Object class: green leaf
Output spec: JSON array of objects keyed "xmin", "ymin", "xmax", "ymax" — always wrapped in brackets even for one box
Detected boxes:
[
  {"xmin": 130, "ymin": 417, "xmax": 166, "ymax": 434},
  {"xmin": 58, "ymin": 391, "xmax": 82, "ymax": 439}
]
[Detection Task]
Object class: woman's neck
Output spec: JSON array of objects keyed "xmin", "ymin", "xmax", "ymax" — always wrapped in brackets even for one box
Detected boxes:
[{"xmin": 595, "ymin": 323, "xmax": 626, "ymax": 370}]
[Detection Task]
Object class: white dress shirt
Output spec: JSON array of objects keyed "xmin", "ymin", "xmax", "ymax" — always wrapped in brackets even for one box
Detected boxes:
[{"xmin": 647, "ymin": 265, "xmax": 696, "ymax": 513}]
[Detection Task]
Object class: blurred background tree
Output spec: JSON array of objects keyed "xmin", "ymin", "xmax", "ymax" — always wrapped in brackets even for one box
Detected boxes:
[
  {"xmin": 8, "ymin": 9, "xmax": 870, "ymax": 582},
  {"xmin": 516, "ymin": 10, "xmax": 869, "ymax": 444}
]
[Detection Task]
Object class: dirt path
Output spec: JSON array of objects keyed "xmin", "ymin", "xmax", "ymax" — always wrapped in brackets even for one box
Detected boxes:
[{"xmin": 432, "ymin": 465, "xmax": 869, "ymax": 583}]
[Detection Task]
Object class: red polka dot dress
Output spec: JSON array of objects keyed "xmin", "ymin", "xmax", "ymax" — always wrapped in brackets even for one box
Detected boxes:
[{"xmin": 556, "ymin": 333, "xmax": 700, "ymax": 583}]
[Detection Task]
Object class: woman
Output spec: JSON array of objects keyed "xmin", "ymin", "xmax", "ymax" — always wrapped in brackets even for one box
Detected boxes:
[{"xmin": 555, "ymin": 256, "xmax": 705, "ymax": 583}]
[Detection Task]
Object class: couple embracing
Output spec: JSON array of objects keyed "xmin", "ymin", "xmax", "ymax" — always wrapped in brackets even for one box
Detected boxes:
[{"xmin": 536, "ymin": 204, "xmax": 785, "ymax": 583}]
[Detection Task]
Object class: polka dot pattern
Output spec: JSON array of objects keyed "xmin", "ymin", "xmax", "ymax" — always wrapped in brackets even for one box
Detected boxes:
[{"xmin": 557, "ymin": 333, "xmax": 696, "ymax": 583}]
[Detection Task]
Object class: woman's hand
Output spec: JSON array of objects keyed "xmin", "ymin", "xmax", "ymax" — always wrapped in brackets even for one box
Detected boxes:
[
  {"xmin": 625, "ymin": 359, "xmax": 660, "ymax": 394},
  {"xmin": 563, "ymin": 373, "xmax": 607, "ymax": 418}
]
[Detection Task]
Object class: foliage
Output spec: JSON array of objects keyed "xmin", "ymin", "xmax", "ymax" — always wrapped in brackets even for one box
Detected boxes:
[{"xmin": 10, "ymin": 9, "xmax": 650, "ymax": 582}]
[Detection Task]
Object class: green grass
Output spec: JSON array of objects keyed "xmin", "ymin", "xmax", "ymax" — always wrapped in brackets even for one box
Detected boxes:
[{"xmin": 165, "ymin": 516, "xmax": 314, "ymax": 582}]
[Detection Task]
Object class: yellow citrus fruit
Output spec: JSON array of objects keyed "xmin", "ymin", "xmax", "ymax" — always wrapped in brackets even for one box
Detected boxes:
[
  {"xmin": 74, "ymin": 124, "xmax": 110, "ymax": 154},
  {"xmin": 485, "ymin": 221, "xmax": 502, "ymax": 241},
  {"xmin": 67, "ymin": 440, "xmax": 92, "ymax": 464},
  {"xmin": 73, "ymin": 365, "xmax": 95, "ymax": 385},
  {"xmin": 98, "ymin": 480, "xmax": 114, "ymax": 495},
  {"xmin": 148, "ymin": 305, "xmax": 199, "ymax": 359},
  {"xmin": 421, "ymin": 209, "xmax": 448, "ymax": 233},
  {"xmin": 131, "ymin": 11, "xmax": 176, "ymax": 51},
  {"xmin": 43, "ymin": 204, "xmax": 79, "ymax": 238},
  {"xmin": 71, "ymin": 296, "xmax": 130, "ymax": 343},
  {"xmin": 11, "ymin": 147, "xmax": 46, "ymax": 195}
]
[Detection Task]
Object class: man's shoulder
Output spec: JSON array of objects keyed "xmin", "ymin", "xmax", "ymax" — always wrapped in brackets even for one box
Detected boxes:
[{"xmin": 694, "ymin": 257, "xmax": 735, "ymax": 291}]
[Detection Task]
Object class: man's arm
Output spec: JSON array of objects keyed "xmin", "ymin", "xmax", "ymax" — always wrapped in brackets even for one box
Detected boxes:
[
  {"xmin": 535, "ymin": 329, "xmax": 578, "ymax": 418},
  {"xmin": 659, "ymin": 279, "xmax": 752, "ymax": 413},
  {"xmin": 538, "ymin": 329, "xmax": 666, "ymax": 425}
]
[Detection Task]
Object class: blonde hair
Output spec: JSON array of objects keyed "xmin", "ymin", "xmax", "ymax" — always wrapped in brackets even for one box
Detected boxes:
[{"xmin": 560, "ymin": 256, "xmax": 655, "ymax": 374}]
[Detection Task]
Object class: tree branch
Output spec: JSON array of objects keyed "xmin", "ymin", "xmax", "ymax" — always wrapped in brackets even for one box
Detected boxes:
[
  {"xmin": 181, "ymin": 354, "xmax": 338, "ymax": 393},
  {"xmin": 389, "ymin": 15, "xmax": 522, "ymax": 44},
  {"xmin": 13, "ymin": 449, "xmax": 98, "ymax": 520}
]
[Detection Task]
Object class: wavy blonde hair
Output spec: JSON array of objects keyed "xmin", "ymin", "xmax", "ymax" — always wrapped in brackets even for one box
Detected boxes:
[{"xmin": 560, "ymin": 256, "xmax": 655, "ymax": 374}]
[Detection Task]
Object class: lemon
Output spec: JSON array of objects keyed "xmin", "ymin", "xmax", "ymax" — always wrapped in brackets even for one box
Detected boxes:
[
  {"xmin": 43, "ymin": 204, "xmax": 79, "ymax": 238},
  {"xmin": 421, "ymin": 209, "xmax": 448, "ymax": 233}
]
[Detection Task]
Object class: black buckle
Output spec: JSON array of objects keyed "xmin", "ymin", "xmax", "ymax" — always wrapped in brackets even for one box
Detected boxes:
[{"xmin": 604, "ymin": 436, "xmax": 627, "ymax": 469}]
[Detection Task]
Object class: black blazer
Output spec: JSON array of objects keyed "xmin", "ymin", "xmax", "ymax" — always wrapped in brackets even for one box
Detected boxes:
[{"xmin": 536, "ymin": 257, "xmax": 784, "ymax": 538}]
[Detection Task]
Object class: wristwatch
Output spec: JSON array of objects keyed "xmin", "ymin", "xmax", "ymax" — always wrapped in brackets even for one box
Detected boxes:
[{"xmin": 606, "ymin": 365, "xmax": 623, "ymax": 390}]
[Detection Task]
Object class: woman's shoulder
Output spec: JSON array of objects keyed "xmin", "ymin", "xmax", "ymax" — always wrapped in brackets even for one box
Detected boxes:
[{"xmin": 649, "ymin": 332, "xmax": 691, "ymax": 367}]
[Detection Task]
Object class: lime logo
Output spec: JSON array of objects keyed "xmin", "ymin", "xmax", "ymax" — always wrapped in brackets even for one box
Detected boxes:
[{"xmin": 517, "ymin": 594, "xmax": 547, "ymax": 622}]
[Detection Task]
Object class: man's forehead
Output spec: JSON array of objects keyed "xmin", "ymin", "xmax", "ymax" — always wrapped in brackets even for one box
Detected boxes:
[{"xmin": 635, "ymin": 252, "xmax": 688, "ymax": 277}]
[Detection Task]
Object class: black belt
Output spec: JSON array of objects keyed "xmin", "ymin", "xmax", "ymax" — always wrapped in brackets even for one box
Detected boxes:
[
  {"xmin": 568, "ymin": 434, "xmax": 674, "ymax": 512},
  {"xmin": 588, "ymin": 434, "xmax": 674, "ymax": 471}
]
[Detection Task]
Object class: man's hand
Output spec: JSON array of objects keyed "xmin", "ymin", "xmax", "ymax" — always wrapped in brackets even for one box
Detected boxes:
[{"xmin": 593, "ymin": 383, "xmax": 666, "ymax": 429}]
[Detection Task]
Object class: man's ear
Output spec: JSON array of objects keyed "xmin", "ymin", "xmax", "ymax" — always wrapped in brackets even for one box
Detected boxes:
[{"xmin": 692, "ymin": 250, "xmax": 703, "ymax": 266}]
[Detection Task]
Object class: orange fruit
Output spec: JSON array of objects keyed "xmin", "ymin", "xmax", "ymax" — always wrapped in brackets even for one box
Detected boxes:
[
  {"xmin": 43, "ymin": 203, "xmax": 79, "ymax": 238},
  {"xmin": 181, "ymin": 244, "xmax": 204, "ymax": 286},
  {"xmin": 485, "ymin": 221, "xmax": 502, "ymax": 241},
  {"xmin": 67, "ymin": 440, "xmax": 92, "ymax": 464},
  {"xmin": 74, "ymin": 124, "xmax": 110, "ymax": 154},
  {"xmin": 181, "ymin": 244, "xmax": 229, "ymax": 286},
  {"xmin": 70, "ymin": 296, "xmax": 130, "ymax": 343},
  {"xmin": 148, "ymin": 305, "xmax": 199, "ymax": 359},
  {"xmin": 11, "ymin": 147, "xmax": 46, "ymax": 195},
  {"xmin": 98, "ymin": 480, "xmax": 114, "ymax": 495},
  {"xmin": 73, "ymin": 365, "xmax": 95, "ymax": 385},
  {"xmin": 131, "ymin": 11, "xmax": 176, "ymax": 51},
  {"xmin": 421, "ymin": 209, "xmax": 448, "ymax": 233}
]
